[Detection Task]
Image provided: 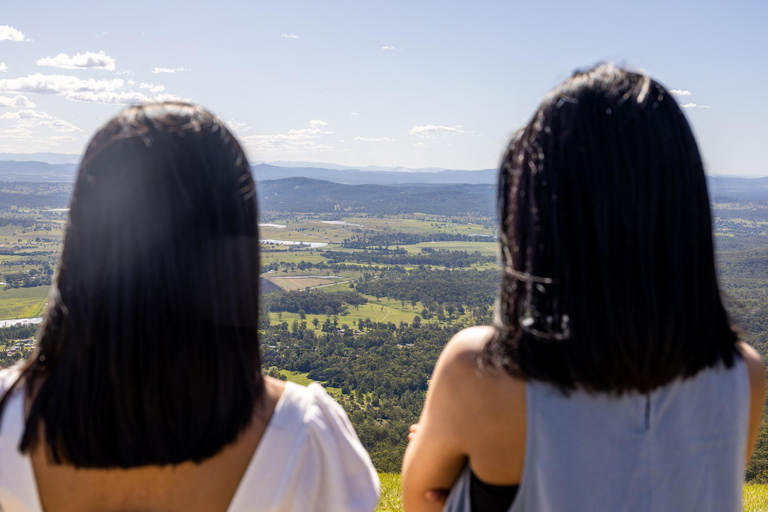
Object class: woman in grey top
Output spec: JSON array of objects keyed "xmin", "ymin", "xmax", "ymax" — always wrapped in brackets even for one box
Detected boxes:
[{"xmin": 402, "ymin": 64, "xmax": 766, "ymax": 512}]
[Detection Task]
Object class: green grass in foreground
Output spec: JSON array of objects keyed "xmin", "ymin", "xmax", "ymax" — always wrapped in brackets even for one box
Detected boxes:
[
  {"xmin": 376, "ymin": 474, "xmax": 403, "ymax": 512},
  {"xmin": 376, "ymin": 475, "xmax": 768, "ymax": 512},
  {"xmin": 744, "ymin": 483, "xmax": 768, "ymax": 512}
]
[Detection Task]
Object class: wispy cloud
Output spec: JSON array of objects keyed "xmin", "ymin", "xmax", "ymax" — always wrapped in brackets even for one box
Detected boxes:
[
  {"xmin": 240, "ymin": 120, "xmax": 336, "ymax": 155},
  {"xmin": 93, "ymin": 31, "xmax": 107, "ymax": 38},
  {"xmin": 354, "ymin": 136, "xmax": 396, "ymax": 142},
  {"xmin": 0, "ymin": 109, "xmax": 82, "ymax": 132},
  {"xmin": 37, "ymin": 51, "xmax": 116, "ymax": 71},
  {"xmin": 351, "ymin": 112, "xmax": 359, "ymax": 116},
  {"xmin": 67, "ymin": 91, "xmax": 186, "ymax": 104},
  {"xmin": 669, "ymin": 90, "xmax": 692, "ymax": 96},
  {"xmin": 151, "ymin": 67, "xmax": 188, "ymax": 74},
  {"xmin": 115, "ymin": 70, "xmax": 135, "ymax": 76},
  {"xmin": 0, "ymin": 73, "xmax": 185, "ymax": 105},
  {"xmin": 0, "ymin": 109, "xmax": 51, "ymax": 119},
  {"xmin": 0, "ymin": 73, "xmax": 123, "ymax": 95},
  {"xmin": 0, "ymin": 63, "xmax": 7, "ymax": 73},
  {"xmin": 0, "ymin": 26, "xmax": 25, "ymax": 42},
  {"xmin": 382, "ymin": 46, "xmax": 403, "ymax": 50},
  {"xmin": 281, "ymin": 34, "xmax": 300, "ymax": 39},
  {"xmin": 680, "ymin": 103, "xmax": 712, "ymax": 109},
  {"xmin": 0, "ymin": 95, "xmax": 35, "ymax": 108},
  {"xmin": 139, "ymin": 82, "xmax": 165, "ymax": 93},
  {"xmin": 409, "ymin": 124, "xmax": 464, "ymax": 136},
  {"xmin": 414, "ymin": 142, "xmax": 427, "ymax": 147}
]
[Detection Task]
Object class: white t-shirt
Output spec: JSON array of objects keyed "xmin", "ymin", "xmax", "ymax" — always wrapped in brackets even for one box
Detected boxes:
[{"xmin": 0, "ymin": 366, "xmax": 380, "ymax": 512}]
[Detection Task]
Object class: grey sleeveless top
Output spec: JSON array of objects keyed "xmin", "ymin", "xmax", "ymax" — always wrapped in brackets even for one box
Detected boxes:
[{"xmin": 444, "ymin": 358, "xmax": 749, "ymax": 512}]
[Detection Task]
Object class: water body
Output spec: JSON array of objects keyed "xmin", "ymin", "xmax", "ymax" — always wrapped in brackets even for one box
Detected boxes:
[
  {"xmin": 259, "ymin": 223, "xmax": 287, "ymax": 229},
  {"xmin": 270, "ymin": 275, "xmax": 341, "ymax": 279},
  {"xmin": 0, "ymin": 317, "xmax": 43, "ymax": 328},
  {"xmin": 320, "ymin": 221, "xmax": 365, "ymax": 228},
  {"xmin": 260, "ymin": 239, "xmax": 328, "ymax": 248}
]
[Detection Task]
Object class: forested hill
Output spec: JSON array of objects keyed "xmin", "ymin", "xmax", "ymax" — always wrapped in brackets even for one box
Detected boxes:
[
  {"xmin": 257, "ymin": 178, "xmax": 496, "ymax": 216},
  {"xmin": 251, "ymin": 163, "xmax": 497, "ymax": 185}
]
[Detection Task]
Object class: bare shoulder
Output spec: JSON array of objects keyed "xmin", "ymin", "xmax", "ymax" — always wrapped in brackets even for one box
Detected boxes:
[
  {"xmin": 738, "ymin": 342, "xmax": 766, "ymax": 393},
  {"xmin": 430, "ymin": 327, "xmax": 526, "ymax": 483},
  {"xmin": 438, "ymin": 326, "xmax": 495, "ymax": 368},
  {"xmin": 432, "ymin": 326, "xmax": 525, "ymax": 427}
]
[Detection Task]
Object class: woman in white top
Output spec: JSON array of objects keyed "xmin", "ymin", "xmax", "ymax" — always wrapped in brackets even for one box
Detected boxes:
[{"xmin": 0, "ymin": 102, "xmax": 379, "ymax": 512}]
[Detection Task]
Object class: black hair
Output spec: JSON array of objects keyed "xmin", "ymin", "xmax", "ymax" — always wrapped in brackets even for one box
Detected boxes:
[
  {"xmin": 484, "ymin": 64, "xmax": 739, "ymax": 393},
  {"xmin": 0, "ymin": 102, "xmax": 264, "ymax": 467}
]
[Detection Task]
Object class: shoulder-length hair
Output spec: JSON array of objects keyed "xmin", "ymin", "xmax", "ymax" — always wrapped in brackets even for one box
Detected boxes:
[
  {"xmin": 484, "ymin": 64, "xmax": 739, "ymax": 393},
  {"xmin": 0, "ymin": 102, "xmax": 263, "ymax": 467}
]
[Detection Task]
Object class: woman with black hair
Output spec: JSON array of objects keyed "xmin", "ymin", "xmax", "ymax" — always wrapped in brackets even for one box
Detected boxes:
[
  {"xmin": 402, "ymin": 64, "xmax": 766, "ymax": 512},
  {"xmin": 0, "ymin": 103, "xmax": 379, "ymax": 512}
]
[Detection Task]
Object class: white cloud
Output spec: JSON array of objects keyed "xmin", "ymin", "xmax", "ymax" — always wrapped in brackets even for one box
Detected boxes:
[
  {"xmin": 0, "ymin": 95, "xmax": 35, "ymax": 108},
  {"xmin": 0, "ymin": 108, "xmax": 82, "ymax": 136},
  {"xmin": 0, "ymin": 109, "xmax": 51, "ymax": 119},
  {"xmin": 0, "ymin": 63, "xmax": 7, "ymax": 73},
  {"xmin": 670, "ymin": 90, "xmax": 692, "ymax": 96},
  {"xmin": 0, "ymin": 26, "xmax": 25, "ymax": 42},
  {"xmin": 0, "ymin": 73, "xmax": 123, "ymax": 95},
  {"xmin": 351, "ymin": 112, "xmax": 359, "ymax": 116},
  {"xmin": 354, "ymin": 136, "xmax": 396, "ymax": 142},
  {"xmin": 115, "ymin": 70, "xmax": 135, "ymax": 76},
  {"xmin": 36, "ymin": 51, "xmax": 116, "ymax": 71},
  {"xmin": 50, "ymin": 135, "xmax": 77, "ymax": 141},
  {"xmin": 241, "ymin": 120, "xmax": 336, "ymax": 155},
  {"xmin": 33, "ymin": 119, "xmax": 82, "ymax": 132},
  {"xmin": 281, "ymin": 34, "xmax": 299, "ymax": 39},
  {"xmin": 409, "ymin": 124, "xmax": 464, "ymax": 136},
  {"xmin": 93, "ymin": 32, "xmax": 107, "ymax": 38},
  {"xmin": 0, "ymin": 73, "xmax": 183, "ymax": 105},
  {"xmin": 226, "ymin": 119, "xmax": 249, "ymax": 131},
  {"xmin": 680, "ymin": 103, "xmax": 712, "ymax": 109},
  {"xmin": 382, "ymin": 46, "xmax": 403, "ymax": 50},
  {"xmin": 151, "ymin": 67, "xmax": 188, "ymax": 74},
  {"xmin": 414, "ymin": 142, "xmax": 426, "ymax": 147},
  {"xmin": 67, "ymin": 90, "xmax": 186, "ymax": 104},
  {"xmin": 139, "ymin": 82, "xmax": 165, "ymax": 93}
]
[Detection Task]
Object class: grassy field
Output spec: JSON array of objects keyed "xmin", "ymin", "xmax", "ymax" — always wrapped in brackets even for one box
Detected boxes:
[
  {"xmin": 260, "ymin": 250, "xmax": 326, "ymax": 266},
  {"xmin": 745, "ymin": 484, "xmax": 768, "ymax": 512},
  {"xmin": 0, "ymin": 285, "xmax": 49, "ymax": 319},
  {"xmin": 266, "ymin": 293, "xmax": 476, "ymax": 330},
  {"xmin": 387, "ymin": 240, "xmax": 498, "ymax": 256},
  {"xmin": 266, "ymin": 276, "xmax": 346, "ymax": 291},
  {"xmin": 375, "ymin": 475, "xmax": 768, "ymax": 511}
]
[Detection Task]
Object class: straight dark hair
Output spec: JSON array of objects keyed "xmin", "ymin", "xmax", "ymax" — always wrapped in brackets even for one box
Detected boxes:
[
  {"xmin": 484, "ymin": 64, "xmax": 739, "ymax": 393},
  {"xmin": 0, "ymin": 102, "xmax": 264, "ymax": 467}
]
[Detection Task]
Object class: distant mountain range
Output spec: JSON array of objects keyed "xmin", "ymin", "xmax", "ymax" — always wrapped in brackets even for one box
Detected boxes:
[
  {"xmin": 252, "ymin": 164, "xmax": 497, "ymax": 185},
  {"xmin": 258, "ymin": 177, "xmax": 496, "ymax": 216},
  {"xmin": 0, "ymin": 154, "xmax": 765, "ymax": 202}
]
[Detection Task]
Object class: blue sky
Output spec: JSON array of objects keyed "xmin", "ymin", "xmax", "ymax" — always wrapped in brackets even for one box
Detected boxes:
[{"xmin": 1, "ymin": 0, "xmax": 766, "ymax": 175}]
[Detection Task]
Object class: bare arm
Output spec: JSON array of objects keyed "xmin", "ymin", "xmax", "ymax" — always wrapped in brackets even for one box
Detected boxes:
[
  {"xmin": 401, "ymin": 328, "xmax": 491, "ymax": 512},
  {"xmin": 739, "ymin": 342, "xmax": 766, "ymax": 467}
]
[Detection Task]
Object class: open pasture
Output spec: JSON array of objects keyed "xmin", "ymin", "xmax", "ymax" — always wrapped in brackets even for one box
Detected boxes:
[
  {"xmin": 0, "ymin": 285, "xmax": 49, "ymax": 320},
  {"xmin": 267, "ymin": 293, "xmax": 473, "ymax": 330},
  {"xmin": 387, "ymin": 240, "xmax": 498, "ymax": 256},
  {"xmin": 266, "ymin": 276, "xmax": 346, "ymax": 291},
  {"xmin": 260, "ymin": 250, "xmax": 326, "ymax": 266}
]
